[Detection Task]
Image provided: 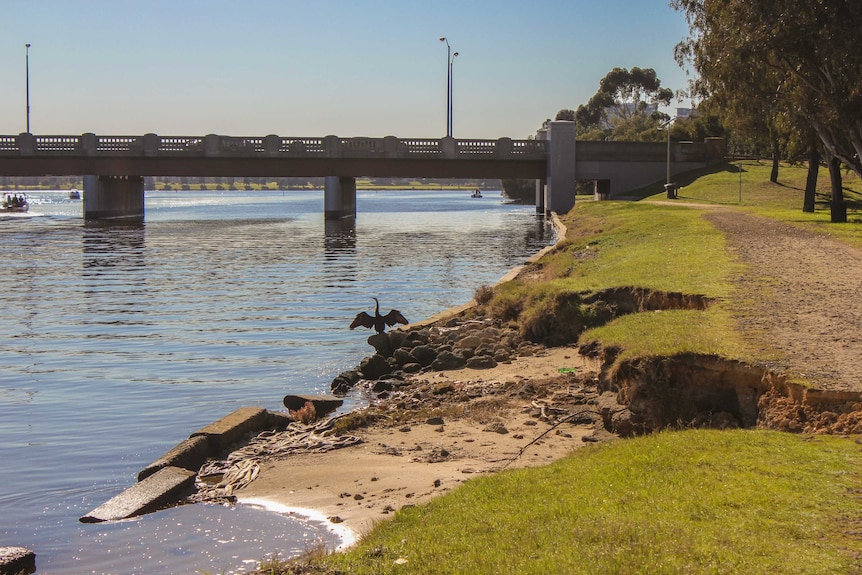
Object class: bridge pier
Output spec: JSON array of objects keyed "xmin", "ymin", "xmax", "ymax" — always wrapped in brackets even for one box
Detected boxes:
[
  {"xmin": 546, "ymin": 121, "xmax": 577, "ymax": 214},
  {"xmin": 83, "ymin": 175, "xmax": 145, "ymax": 220},
  {"xmin": 324, "ymin": 176, "xmax": 356, "ymax": 220},
  {"xmin": 535, "ymin": 178, "xmax": 546, "ymax": 215}
]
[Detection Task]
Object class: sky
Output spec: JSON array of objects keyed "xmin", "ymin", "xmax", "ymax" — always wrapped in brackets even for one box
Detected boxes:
[{"xmin": 0, "ymin": 0, "xmax": 694, "ymax": 139}]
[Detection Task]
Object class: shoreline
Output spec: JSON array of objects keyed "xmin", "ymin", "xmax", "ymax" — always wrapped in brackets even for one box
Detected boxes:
[{"xmin": 230, "ymin": 213, "xmax": 593, "ymax": 544}]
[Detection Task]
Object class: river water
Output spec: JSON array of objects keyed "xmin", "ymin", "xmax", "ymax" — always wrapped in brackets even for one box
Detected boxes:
[{"xmin": 0, "ymin": 189, "xmax": 553, "ymax": 575}]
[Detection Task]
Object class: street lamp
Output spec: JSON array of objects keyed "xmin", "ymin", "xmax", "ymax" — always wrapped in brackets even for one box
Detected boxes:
[
  {"xmin": 449, "ymin": 51, "xmax": 458, "ymax": 137},
  {"xmin": 25, "ymin": 43, "xmax": 31, "ymax": 133},
  {"xmin": 439, "ymin": 37, "xmax": 451, "ymax": 137},
  {"xmin": 660, "ymin": 117, "xmax": 674, "ymax": 198}
]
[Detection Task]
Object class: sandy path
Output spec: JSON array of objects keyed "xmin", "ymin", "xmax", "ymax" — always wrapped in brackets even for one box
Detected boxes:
[{"xmin": 705, "ymin": 210, "xmax": 862, "ymax": 392}]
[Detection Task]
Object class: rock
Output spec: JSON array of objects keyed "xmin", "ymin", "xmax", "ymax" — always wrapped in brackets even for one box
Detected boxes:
[
  {"xmin": 466, "ymin": 355, "xmax": 497, "ymax": 369},
  {"xmin": 393, "ymin": 348, "xmax": 415, "ymax": 366},
  {"xmin": 410, "ymin": 345, "xmax": 438, "ymax": 367},
  {"xmin": 483, "ymin": 422, "xmax": 509, "ymax": 434},
  {"xmin": 359, "ymin": 354, "xmax": 393, "ymax": 380},
  {"xmin": 456, "ymin": 335, "xmax": 482, "ymax": 350},
  {"xmin": 388, "ymin": 330, "xmax": 407, "ymax": 349},
  {"xmin": 368, "ymin": 333, "xmax": 394, "ymax": 356},
  {"xmin": 402, "ymin": 362, "xmax": 422, "ymax": 374},
  {"xmin": 426, "ymin": 416, "xmax": 445, "ymax": 425},
  {"xmin": 330, "ymin": 369, "xmax": 361, "ymax": 394},
  {"xmin": 372, "ymin": 380, "xmax": 394, "ymax": 393},
  {"xmin": 430, "ymin": 350, "xmax": 466, "ymax": 371},
  {"xmin": 0, "ymin": 546, "xmax": 35, "ymax": 575},
  {"xmin": 283, "ymin": 394, "xmax": 344, "ymax": 416},
  {"xmin": 432, "ymin": 383, "xmax": 455, "ymax": 395}
]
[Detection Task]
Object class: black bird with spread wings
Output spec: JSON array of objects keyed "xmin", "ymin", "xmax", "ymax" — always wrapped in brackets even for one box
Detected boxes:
[{"xmin": 350, "ymin": 297, "xmax": 408, "ymax": 334}]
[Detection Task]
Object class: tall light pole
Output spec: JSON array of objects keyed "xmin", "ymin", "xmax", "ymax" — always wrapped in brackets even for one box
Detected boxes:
[
  {"xmin": 439, "ymin": 37, "xmax": 451, "ymax": 137},
  {"xmin": 449, "ymin": 51, "xmax": 458, "ymax": 137},
  {"xmin": 25, "ymin": 43, "xmax": 31, "ymax": 133}
]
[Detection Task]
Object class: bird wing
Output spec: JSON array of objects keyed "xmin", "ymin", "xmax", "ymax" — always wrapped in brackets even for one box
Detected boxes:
[
  {"xmin": 383, "ymin": 309, "xmax": 409, "ymax": 327},
  {"xmin": 350, "ymin": 312, "xmax": 375, "ymax": 330}
]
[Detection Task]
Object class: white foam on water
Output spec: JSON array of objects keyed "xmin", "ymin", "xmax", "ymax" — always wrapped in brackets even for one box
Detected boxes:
[{"xmin": 237, "ymin": 496, "xmax": 358, "ymax": 551}]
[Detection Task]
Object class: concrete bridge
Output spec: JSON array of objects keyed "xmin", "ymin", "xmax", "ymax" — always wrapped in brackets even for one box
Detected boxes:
[{"xmin": 0, "ymin": 122, "xmax": 725, "ymax": 220}]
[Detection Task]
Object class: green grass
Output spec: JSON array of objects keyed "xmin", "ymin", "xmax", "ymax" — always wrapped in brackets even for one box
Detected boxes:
[
  {"xmin": 483, "ymin": 200, "xmax": 746, "ymax": 353},
  {"xmin": 642, "ymin": 160, "xmax": 862, "ymax": 248},
  {"xmin": 316, "ymin": 430, "xmax": 862, "ymax": 575}
]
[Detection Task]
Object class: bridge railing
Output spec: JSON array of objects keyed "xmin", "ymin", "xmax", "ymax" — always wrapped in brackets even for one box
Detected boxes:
[{"xmin": 0, "ymin": 133, "xmax": 548, "ymax": 161}]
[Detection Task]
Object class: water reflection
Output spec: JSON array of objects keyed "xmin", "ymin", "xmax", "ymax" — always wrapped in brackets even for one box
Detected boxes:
[
  {"xmin": 324, "ymin": 218, "xmax": 357, "ymax": 256},
  {"xmin": 82, "ymin": 220, "xmax": 146, "ymax": 272}
]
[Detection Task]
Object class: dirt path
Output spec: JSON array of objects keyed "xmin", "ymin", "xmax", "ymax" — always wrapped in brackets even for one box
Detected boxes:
[{"xmin": 704, "ymin": 210, "xmax": 862, "ymax": 392}]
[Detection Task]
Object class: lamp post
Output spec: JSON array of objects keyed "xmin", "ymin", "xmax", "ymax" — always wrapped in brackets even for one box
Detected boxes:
[
  {"xmin": 439, "ymin": 37, "xmax": 451, "ymax": 137},
  {"xmin": 660, "ymin": 117, "xmax": 674, "ymax": 198},
  {"xmin": 25, "ymin": 43, "xmax": 31, "ymax": 133},
  {"xmin": 449, "ymin": 51, "xmax": 458, "ymax": 137}
]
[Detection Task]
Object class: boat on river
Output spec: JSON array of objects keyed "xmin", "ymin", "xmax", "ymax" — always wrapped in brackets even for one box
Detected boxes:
[
  {"xmin": 69, "ymin": 189, "xmax": 81, "ymax": 200},
  {"xmin": 471, "ymin": 189, "xmax": 483, "ymax": 198},
  {"xmin": 1, "ymin": 193, "xmax": 29, "ymax": 212}
]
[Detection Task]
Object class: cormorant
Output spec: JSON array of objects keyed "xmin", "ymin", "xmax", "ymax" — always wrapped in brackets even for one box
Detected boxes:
[{"xmin": 350, "ymin": 297, "xmax": 408, "ymax": 334}]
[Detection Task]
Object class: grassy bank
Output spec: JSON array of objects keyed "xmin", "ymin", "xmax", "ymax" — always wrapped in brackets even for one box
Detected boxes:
[
  {"xmin": 312, "ymin": 431, "xmax": 861, "ymax": 575},
  {"xmin": 251, "ymin": 162, "xmax": 862, "ymax": 574}
]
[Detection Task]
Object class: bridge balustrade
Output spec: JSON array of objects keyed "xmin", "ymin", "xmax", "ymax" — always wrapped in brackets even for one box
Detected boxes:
[
  {"xmin": 158, "ymin": 137, "xmax": 204, "ymax": 153},
  {"xmin": 457, "ymin": 139, "xmax": 497, "ymax": 156},
  {"xmin": 0, "ymin": 133, "xmax": 548, "ymax": 161},
  {"xmin": 0, "ymin": 136, "xmax": 19, "ymax": 151},
  {"xmin": 96, "ymin": 136, "xmax": 143, "ymax": 153},
  {"xmin": 398, "ymin": 139, "xmax": 443, "ymax": 155},
  {"xmin": 35, "ymin": 136, "xmax": 80, "ymax": 152},
  {"xmin": 279, "ymin": 138, "xmax": 325, "ymax": 155},
  {"xmin": 512, "ymin": 140, "xmax": 547, "ymax": 155}
]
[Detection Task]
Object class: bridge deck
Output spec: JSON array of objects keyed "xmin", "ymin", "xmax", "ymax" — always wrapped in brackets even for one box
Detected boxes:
[{"xmin": 0, "ymin": 134, "xmax": 548, "ymax": 179}]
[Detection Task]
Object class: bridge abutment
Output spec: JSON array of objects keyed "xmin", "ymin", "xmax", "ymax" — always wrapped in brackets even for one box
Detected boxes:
[
  {"xmin": 324, "ymin": 176, "xmax": 356, "ymax": 220},
  {"xmin": 83, "ymin": 175, "xmax": 145, "ymax": 221},
  {"xmin": 546, "ymin": 121, "xmax": 576, "ymax": 214}
]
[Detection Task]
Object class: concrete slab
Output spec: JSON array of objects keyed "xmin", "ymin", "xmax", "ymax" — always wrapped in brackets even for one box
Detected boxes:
[
  {"xmin": 137, "ymin": 434, "xmax": 211, "ymax": 481},
  {"xmin": 190, "ymin": 406, "xmax": 268, "ymax": 454},
  {"xmin": 79, "ymin": 466, "xmax": 196, "ymax": 523},
  {"xmin": 0, "ymin": 547, "xmax": 35, "ymax": 575}
]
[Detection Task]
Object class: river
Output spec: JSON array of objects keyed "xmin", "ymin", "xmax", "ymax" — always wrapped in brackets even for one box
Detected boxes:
[{"xmin": 0, "ymin": 188, "xmax": 553, "ymax": 574}]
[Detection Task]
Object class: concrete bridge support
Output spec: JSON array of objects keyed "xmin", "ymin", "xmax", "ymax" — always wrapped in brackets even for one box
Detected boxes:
[
  {"xmin": 324, "ymin": 176, "xmax": 356, "ymax": 220},
  {"xmin": 83, "ymin": 175, "xmax": 145, "ymax": 220},
  {"xmin": 546, "ymin": 121, "xmax": 577, "ymax": 214},
  {"xmin": 535, "ymin": 178, "xmax": 546, "ymax": 215}
]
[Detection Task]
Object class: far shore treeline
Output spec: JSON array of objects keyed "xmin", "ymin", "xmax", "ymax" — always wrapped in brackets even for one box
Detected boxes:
[{"xmin": 0, "ymin": 175, "xmax": 520, "ymax": 195}]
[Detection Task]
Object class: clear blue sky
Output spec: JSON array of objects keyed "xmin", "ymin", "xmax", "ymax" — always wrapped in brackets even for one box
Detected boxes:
[{"xmin": 0, "ymin": 0, "xmax": 693, "ymax": 139}]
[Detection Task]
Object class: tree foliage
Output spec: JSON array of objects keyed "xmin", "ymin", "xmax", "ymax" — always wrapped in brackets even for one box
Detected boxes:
[
  {"xmin": 671, "ymin": 0, "xmax": 862, "ymax": 179},
  {"xmin": 575, "ymin": 67, "xmax": 674, "ymax": 140}
]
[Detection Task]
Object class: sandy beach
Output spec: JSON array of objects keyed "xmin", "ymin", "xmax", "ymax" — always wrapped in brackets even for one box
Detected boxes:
[{"xmin": 236, "ymin": 344, "xmax": 609, "ymax": 540}]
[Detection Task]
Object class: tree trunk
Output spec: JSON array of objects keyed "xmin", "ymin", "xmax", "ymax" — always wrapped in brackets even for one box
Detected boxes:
[
  {"xmin": 828, "ymin": 155, "xmax": 847, "ymax": 223},
  {"xmin": 770, "ymin": 139, "xmax": 780, "ymax": 183},
  {"xmin": 803, "ymin": 146, "xmax": 819, "ymax": 213}
]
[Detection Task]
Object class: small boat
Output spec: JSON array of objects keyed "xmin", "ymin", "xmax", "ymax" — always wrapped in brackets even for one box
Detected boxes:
[
  {"xmin": 470, "ymin": 189, "xmax": 483, "ymax": 198},
  {"xmin": 1, "ymin": 193, "xmax": 29, "ymax": 213},
  {"xmin": 69, "ymin": 189, "xmax": 81, "ymax": 200}
]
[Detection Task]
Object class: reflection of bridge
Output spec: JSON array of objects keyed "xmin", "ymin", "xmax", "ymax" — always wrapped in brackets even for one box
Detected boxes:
[{"xmin": 0, "ymin": 122, "xmax": 724, "ymax": 220}]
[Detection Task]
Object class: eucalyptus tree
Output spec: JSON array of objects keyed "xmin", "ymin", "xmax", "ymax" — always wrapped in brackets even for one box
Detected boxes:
[
  {"xmin": 671, "ymin": 0, "xmax": 862, "ymax": 222},
  {"xmin": 575, "ymin": 67, "xmax": 674, "ymax": 141}
]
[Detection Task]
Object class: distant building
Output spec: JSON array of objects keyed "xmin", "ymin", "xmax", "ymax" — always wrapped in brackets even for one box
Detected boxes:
[{"xmin": 675, "ymin": 107, "xmax": 694, "ymax": 120}]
